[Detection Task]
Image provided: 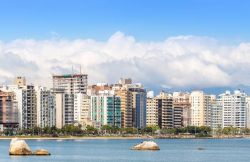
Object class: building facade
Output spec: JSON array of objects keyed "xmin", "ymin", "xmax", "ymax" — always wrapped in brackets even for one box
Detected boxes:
[
  {"xmin": 146, "ymin": 97, "xmax": 158, "ymax": 126},
  {"xmin": 156, "ymin": 92, "xmax": 173, "ymax": 129},
  {"xmin": 91, "ymin": 93, "xmax": 121, "ymax": 128},
  {"xmin": 36, "ymin": 87, "xmax": 56, "ymax": 128},
  {"xmin": 0, "ymin": 91, "xmax": 18, "ymax": 131},
  {"xmin": 221, "ymin": 90, "xmax": 246, "ymax": 128},
  {"xmin": 53, "ymin": 74, "xmax": 88, "ymax": 126}
]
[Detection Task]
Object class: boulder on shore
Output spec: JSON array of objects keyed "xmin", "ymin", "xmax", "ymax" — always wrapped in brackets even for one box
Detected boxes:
[
  {"xmin": 9, "ymin": 138, "xmax": 32, "ymax": 155},
  {"xmin": 131, "ymin": 141, "xmax": 160, "ymax": 150},
  {"xmin": 33, "ymin": 149, "xmax": 51, "ymax": 156}
]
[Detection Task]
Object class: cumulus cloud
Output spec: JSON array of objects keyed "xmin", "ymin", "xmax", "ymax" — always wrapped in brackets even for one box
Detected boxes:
[{"xmin": 0, "ymin": 31, "xmax": 249, "ymax": 89}]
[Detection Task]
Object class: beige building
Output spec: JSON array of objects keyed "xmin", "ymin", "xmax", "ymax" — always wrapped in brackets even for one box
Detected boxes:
[
  {"xmin": 146, "ymin": 97, "xmax": 158, "ymax": 126},
  {"xmin": 74, "ymin": 93, "xmax": 91, "ymax": 127},
  {"xmin": 190, "ymin": 91, "xmax": 205, "ymax": 126},
  {"xmin": 189, "ymin": 91, "xmax": 214, "ymax": 127},
  {"xmin": 115, "ymin": 88, "xmax": 133, "ymax": 128},
  {"xmin": 54, "ymin": 89, "xmax": 65, "ymax": 129}
]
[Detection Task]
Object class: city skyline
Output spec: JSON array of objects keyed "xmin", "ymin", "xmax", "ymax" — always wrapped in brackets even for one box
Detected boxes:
[{"xmin": 2, "ymin": 1, "xmax": 250, "ymax": 161}]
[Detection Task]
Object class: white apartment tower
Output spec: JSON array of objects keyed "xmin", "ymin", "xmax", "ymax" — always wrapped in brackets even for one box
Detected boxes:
[
  {"xmin": 221, "ymin": 90, "xmax": 246, "ymax": 128},
  {"xmin": 36, "ymin": 86, "xmax": 56, "ymax": 128},
  {"xmin": 246, "ymin": 96, "xmax": 250, "ymax": 128}
]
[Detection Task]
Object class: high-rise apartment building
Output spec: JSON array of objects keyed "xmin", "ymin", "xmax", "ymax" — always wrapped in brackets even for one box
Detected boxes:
[
  {"xmin": 2, "ymin": 84, "xmax": 38, "ymax": 129},
  {"xmin": 211, "ymin": 98, "xmax": 223, "ymax": 129},
  {"xmin": 54, "ymin": 88, "xmax": 65, "ymax": 129},
  {"xmin": 156, "ymin": 92, "xmax": 173, "ymax": 129},
  {"xmin": 115, "ymin": 88, "xmax": 133, "ymax": 128},
  {"xmin": 127, "ymin": 84, "xmax": 147, "ymax": 129},
  {"xmin": 53, "ymin": 74, "xmax": 88, "ymax": 126},
  {"xmin": 190, "ymin": 91, "xmax": 205, "ymax": 126},
  {"xmin": 0, "ymin": 91, "xmax": 18, "ymax": 131},
  {"xmin": 74, "ymin": 93, "xmax": 91, "ymax": 127},
  {"xmin": 146, "ymin": 97, "xmax": 158, "ymax": 126},
  {"xmin": 1, "ymin": 85, "xmax": 23, "ymax": 129},
  {"xmin": 114, "ymin": 79, "xmax": 147, "ymax": 129},
  {"xmin": 173, "ymin": 92, "xmax": 191, "ymax": 127},
  {"xmin": 91, "ymin": 92, "xmax": 121, "ymax": 128},
  {"xmin": 246, "ymin": 96, "xmax": 250, "ymax": 128},
  {"xmin": 23, "ymin": 85, "xmax": 37, "ymax": 129},
  {"xmin": 221, "ymin": 90, "xmax": 246, "ymax": 128},
  {"xmin": 36, "ymin": 86, "xmax": 56, "ymax": 128},
  {"xmin": 80, "ymin": 95, "xmax": 91, "ymax": 128}
]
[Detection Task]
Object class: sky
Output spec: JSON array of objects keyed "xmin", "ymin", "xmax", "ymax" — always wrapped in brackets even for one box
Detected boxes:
[{"xmin": 1, "ymin": 0, "xmax": 250, "ymax": 93}]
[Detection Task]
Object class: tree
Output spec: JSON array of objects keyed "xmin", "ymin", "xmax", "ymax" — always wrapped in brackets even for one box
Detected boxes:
[
  {"xmin": 86, "ymin": 125, "xmax": 98, "ymax": 135},
  {"xmin": 142, "ymin": 127, "xmax": 153, "ymax": 134}
]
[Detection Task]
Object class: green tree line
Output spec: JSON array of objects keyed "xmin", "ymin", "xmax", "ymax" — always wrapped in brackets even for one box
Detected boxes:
[{"xmin": 2, "ymin": 124, "xmax": 250, "ymax": 137}]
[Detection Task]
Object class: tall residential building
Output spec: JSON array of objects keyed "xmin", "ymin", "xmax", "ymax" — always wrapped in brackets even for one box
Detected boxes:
[
  {"xmin": 54, "ymin": 88, "xmax": 65, "ymax": 129},
  {"xmin": 2, "ymin": 84, "xmax": 38, "ymax": 129},
  {"xmin": 74, "ymin": 93, "xmax": 91, "ymax": 126},
  {"xmin": 1, "ymin": 85, "xmax": 23, "ymax": 129},
  {"xmin": 0, "ymin": 91, "xmax": 18, "ymax": 131},
  {"xmin": 156, "ymin": 92, "xmax": 173, "ymax": 129},
  {"xmin": 127, "ymin": 84, "xmax": 147, "ymax": 129},
  {"xmin": 80, "ymin": 95, "xmax": 91, "ymax": 128},
  {"xmin": 146, "ymin": 97, "xmax": 158, "ymax": 126},
  {"xmin": 115, "ymin": 88, "xmax": 133, "ymax": 128},
  {"xmin": 23, "ymin": 85, "xmax": 37, "ymax": 129},
  {"xmin": 203, "ymin": 95, "xmax": 216, "ymax": 127},
  {"xmin": 173, "ymin": 92, "xmax": 191, "ymax": 127},
  {"xmin": 211, "ymin": 98, "xmax": 223, "ymax": 129},
  {"xmin": 190, "ymin": 91, "xmax": 215, "ymax": 127},
  {"xmin": 221, "ymin": 90, "xmax": 247, "ymax": 128},
  {"xmin": 246, "ymin": 97, "xmax": 250, "ymax": 128},
  {"xmin": 36, "ymin": 87, "xmax": 56, "ymax": 128},
  {"xmin": 91, "ymin": 92, "xmax": 121, "ymax": 128},
  {"xmin": 190, "ymin": 91, "xmax": 205, "ymax": 126},
  {"xmin": 53, "ymin": 74, "xmax": 88, "ymax": 125}
]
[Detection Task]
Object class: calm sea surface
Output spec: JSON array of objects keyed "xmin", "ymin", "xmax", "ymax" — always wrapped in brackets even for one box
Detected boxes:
[{"xmin": 1, "ymin": 138, "xmax": 250, "ymax": 162}]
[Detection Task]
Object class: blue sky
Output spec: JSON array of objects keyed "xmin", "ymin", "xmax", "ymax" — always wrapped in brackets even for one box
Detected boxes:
[
  {"xmin": 1, "ymin": 0, "xmax": 250, "ymax": 42},
  {"xmin": 1, "ymin": 0, "xmax": 250, "ymax": 93}
]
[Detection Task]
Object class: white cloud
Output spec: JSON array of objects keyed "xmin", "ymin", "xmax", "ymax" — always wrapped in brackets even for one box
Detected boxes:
[{"xmin": 0, "ymin": 31, "xmax": 249, "ymax": 89}]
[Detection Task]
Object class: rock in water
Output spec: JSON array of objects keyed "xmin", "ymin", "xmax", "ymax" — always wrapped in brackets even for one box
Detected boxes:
[
  {"xmin": 131, "ymin": 141, "xmax": 160, "ymax": 150},
  {"xmin": 33, "ymin": 149, "xmax": 51, "ymax": 156},
  {"xmin": 9, "ymin": 138, "xmax": 32, "ymax": 155}
]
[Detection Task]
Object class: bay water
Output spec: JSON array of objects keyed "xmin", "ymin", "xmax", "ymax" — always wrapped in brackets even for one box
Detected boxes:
[{"xmin": 1, "ymin": 138, "xmax": 250, "ymax": 162}]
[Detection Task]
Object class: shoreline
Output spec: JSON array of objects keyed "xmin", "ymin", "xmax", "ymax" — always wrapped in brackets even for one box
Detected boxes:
[{"xmin": 0, "ymin": 135, "xmax": 249, "ymax": 140}]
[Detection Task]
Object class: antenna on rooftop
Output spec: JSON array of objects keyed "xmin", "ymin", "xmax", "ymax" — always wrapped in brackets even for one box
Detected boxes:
[{"xmin": 80, "ymin": 65, "xmax": 82, "ymax": 74}]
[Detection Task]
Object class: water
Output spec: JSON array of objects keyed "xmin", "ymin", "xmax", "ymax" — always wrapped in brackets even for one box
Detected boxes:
[{"xmin": 1, "ymin": 138, "xmax": 250, "ymax": 162}]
